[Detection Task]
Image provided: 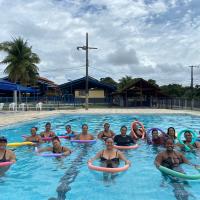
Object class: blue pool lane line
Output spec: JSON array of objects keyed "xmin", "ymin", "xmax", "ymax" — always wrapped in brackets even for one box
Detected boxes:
[{"xmin": 49, "ymin": 118, "xmax": 108, "ymax": 200}]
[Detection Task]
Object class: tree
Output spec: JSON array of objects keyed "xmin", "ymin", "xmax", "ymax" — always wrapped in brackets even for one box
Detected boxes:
[
  {"xmin": 118, "ymin": 75, "xmax": 134, "ymax": 91},
  {"xmin": 100, "ymin": 77, "xmax": 118, "ymax": 87},
  {"xmin": 147, "ymin": 79, "xmax": 158, "ymax": 87},
  {"xmin": 160, "ymin": 84, "xmax": 185, "ymax": 97},
  {"xmin": 0, "ymin": 37, "xmax": 40, "ymax": 85}
]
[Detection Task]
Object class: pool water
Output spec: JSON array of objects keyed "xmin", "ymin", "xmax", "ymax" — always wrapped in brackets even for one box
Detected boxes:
[{"xmin": 0, "ymin": 114, "xmax": 200, "ymax": 200}]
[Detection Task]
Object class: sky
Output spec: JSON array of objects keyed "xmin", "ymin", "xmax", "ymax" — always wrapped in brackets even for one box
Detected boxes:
[{"xmin": 0, "ymin": 0, "xmax": 200, "ymax": 86}]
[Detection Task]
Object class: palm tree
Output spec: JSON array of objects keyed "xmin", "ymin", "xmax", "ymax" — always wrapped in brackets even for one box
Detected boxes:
[
  {"xmin": 0, "ymin": 37, "xmax": 40, "ymax": 85},
  {"xmin": 118, "ymin": 75, "xmax": 134, "ymax": 91}
]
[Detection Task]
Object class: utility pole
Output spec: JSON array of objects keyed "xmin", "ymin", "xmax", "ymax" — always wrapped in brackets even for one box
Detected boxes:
[
  {"xmin": 188, "ymin": 65, "xmax": 199, "ymax": 109},
  {"xmin": 77, "ymin": 33, "xmax": 97, "ymax": 110}
]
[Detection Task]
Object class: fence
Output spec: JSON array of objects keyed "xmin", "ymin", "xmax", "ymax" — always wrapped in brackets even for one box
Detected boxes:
[
  {"xmin": 152, "ymin": 98, "xmax": 200, "ymax": 110},
  {"xmin": 0, "ymin": 95, "xmax": 113, "ymax": 110}
]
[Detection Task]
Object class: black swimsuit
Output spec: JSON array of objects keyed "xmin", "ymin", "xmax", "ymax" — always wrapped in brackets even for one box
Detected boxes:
[
  {"xmin": 162, "ymin": 152, "xmax": 183, "ymax": 169},
  {"xmin": 100, "ymin": 150, "xmax": 119, "ymax": 168},
  {"xmin": 101, "ymin": 131, "xmax": 113, "ymax": 141},
  {"xmin": 0, "ymin": 150, "xmax": 7, "ymax": 162},
  {"xmin": 53, "ymin": 147, "xmax": 64, "ymax": 153}
]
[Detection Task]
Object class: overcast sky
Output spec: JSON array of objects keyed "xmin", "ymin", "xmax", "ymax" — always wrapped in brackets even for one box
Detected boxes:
[{"xmin": 0, "ymin": 0, "xmax": 200, "ymax": 86}]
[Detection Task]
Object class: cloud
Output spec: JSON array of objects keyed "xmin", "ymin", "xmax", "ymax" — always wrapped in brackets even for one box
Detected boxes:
[{"xmin": 0, "ymin": 0, "xmax": 199, "ymax": 87}]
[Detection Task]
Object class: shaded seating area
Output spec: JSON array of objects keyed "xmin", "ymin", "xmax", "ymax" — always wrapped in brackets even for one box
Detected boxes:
[{"xmin": 0, "ymin": 79, "xmax": 38, "ymax": 110}]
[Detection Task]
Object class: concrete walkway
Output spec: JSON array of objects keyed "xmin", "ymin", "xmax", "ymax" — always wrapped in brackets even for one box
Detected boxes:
[{"xmin": 0, "ymin": 108, "xmax": 200, "ymax": 127}]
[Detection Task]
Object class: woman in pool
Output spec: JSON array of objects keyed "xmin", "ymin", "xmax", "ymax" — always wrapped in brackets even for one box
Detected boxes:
[
  {"xmin": 37, "ymin": 136, "xmax": 71, "ymax": 156},
  {"xmin": 65, "ymin": 125, "xmax": 77, "ymax": 139},
  {"xmin": 114, "ymin": 125, "xmax": 135, "ymax": 146},
  {"xmin": 155, "ymin": 138, "xmax": 199, "ymax": 171},
  {"xmin": 74, "ymin": 124, "xmax": 94, "ymax": 140},
  {"xmin": 148, "ymin": 129, "xmax": 165, "ymax": 146},
  {"xmin": 177, "ymin": 131, "xmax": 200, "ymax": 151},
  {"xmin": 98, "ymin": 123, "xmax": 115, "ymax": 141},
  {"xmin": 88, "ymin": 138, "xmax": 131, "ymax": 168},
  {"xmin": 40, "ymin": 122, "xmax": 55, "ymax": 138},
  {"xmin": 25, "ymin": 127, "xmax": 42, "ymax": 143},
  {"xmin": 166, "ymin": 127, "xmax": 177, "ymax": 142},
  {"xmin": 0, "ymin": 137, "xmax": 16, "ymax": 175}
]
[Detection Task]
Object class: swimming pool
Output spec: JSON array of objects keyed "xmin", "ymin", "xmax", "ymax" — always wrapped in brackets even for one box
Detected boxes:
[{"xmin": 0, "ymin": 114, "xmax": 200, "ymax": 200}]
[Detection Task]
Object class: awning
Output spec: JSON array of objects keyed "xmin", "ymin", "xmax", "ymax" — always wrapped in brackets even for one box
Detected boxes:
[{"xmin": 0, "ymin": 79, "xmax": 38, "ymax": 93}]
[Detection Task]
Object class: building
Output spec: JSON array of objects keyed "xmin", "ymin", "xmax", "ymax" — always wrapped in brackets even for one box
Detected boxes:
[
  {"xmin": 59, "ymin": 76, "xmax": 116, "ymax": 104},
  {"xmin": 112, "ymin": 78, "xmax": 167, "ymax": 107}
]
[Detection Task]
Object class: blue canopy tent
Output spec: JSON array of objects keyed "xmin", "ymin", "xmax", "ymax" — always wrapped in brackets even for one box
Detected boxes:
[{"xmin": 0, "ymin": 79, "xmax": 38, "ymax": 110}]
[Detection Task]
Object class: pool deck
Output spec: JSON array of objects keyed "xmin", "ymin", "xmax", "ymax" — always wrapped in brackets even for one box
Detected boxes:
[{"xmin": 0, "ymin": 108, "xmax": 200, "ymax": 127}]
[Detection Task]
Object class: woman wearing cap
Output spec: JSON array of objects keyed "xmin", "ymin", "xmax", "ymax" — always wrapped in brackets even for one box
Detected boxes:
[
  {"xmin": 74, "ymin": 124, "xmax": 94, "ymax": 140},
  {"xmin": 0, "ymin": 137, "xmax": 16, "ymax": 174},
  {"xmin": 37, "ymin": 136, "xmax": 71, "ymax": 156},
  {"xmin": 40, "ymin": 122, "xmax": 55, "ymax": 138},
  {"xmin": 98, "ymin": 123, "xmax": 115, "ymax": 141},
  {"xmin": 25, "ymin": 127, "xmax": 42, "ymax": 143}
]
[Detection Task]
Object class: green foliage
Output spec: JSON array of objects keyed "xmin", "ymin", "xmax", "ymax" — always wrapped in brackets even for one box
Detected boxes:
[
  {"xmin": 100, "ymin": 77, "xmax": 118, "ymax": 87},
  {"xmin": 0, "ymin": 37, "xmax": 40, "ymax": 85},
  {"xmin": 118, "ymin": 75, "xmax": 134, "ymax": 91},
  {"xmin": 160, "ymin": 84, "xmax": 185, "ymax": 97}
]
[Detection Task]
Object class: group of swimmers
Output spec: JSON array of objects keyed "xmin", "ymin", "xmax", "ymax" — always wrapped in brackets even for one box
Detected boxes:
[{"xmin": 0, "ymin": 121, "xmax": 200, "ymax": 175}]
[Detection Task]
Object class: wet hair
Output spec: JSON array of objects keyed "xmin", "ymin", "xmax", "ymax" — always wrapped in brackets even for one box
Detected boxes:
[
  {"xmin": 104, "ymin": 123, "xmax": 110, "ymax": 127},
  {"xmin": 45, "ymin": 122, "xmax": 51, "ymax": 127},
  {"xmin": 0, "ymin": 136, "xmax": 7, "ymax": 143},
  {"xmin": 120, "ymin": 125, "xmax": 127, "ymax": 131},
  {"xmin": 184, "ymin": 131, "xmax": 191, "ymax": 136},
  {"xmin": 66, "ymin": 125, "xmax": 71, "ymax": 129},
  {"xmin": 151, "ymin": 129, "xmax": 158, "ymax": 134},
  {"xmin": 82, "ymin": 124, "xmax": 88, "ymax": 129},
  {"xmin": 167, "ymin": 127, "xmax": 176, "ymax": 135},
  {"xmin": 105, "ymin": 138, "xmax": 114, "ymax": 143},
  {"xmin": 31, "ymin": 127, "xmax": 38, "ymax": 131},
  {"xmin": 52, "ymin": 136, "xmax": 60, "ymax": 143}
]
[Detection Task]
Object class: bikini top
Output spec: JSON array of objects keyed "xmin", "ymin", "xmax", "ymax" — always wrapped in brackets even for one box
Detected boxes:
[
  {"xmin": 0, "ymin": 150, "xmax": 8, "ymax": 162},
  {"xmin": 53, "ymin": 146, "xmax": 64, "ymax": 153},
  {"xmin": 100, "ymin": 150, "xmax": 119, "ymax": 163}
]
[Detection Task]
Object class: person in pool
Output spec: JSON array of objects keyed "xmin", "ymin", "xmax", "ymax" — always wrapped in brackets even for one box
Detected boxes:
[
  {"xmin": 147, "ymin": 129, "xmax": 165, "ymax": 146},
  {"xmin": 0, "ymin": 137, "xmax": 16, "ymax": 175},
  {"xmin": 114, "ymin": 125, "xmax": 135, "ymax": 146},
  {"xmin": 88, "ymin": 138, "xmax": 131, "ymax": 168},
  {"xmin": 177, "ymin": 131, "xmax": 200, "ymax": 151},
  {"xmin": 37, "ymin": 136, "xmax": 71, "ymax": 156},
  {"xmin": 25, "ymin": 127, "xmax": 42, "ymax": 143},
  {"xmin": 98, "ymin": 123, "xmax": 115, "ymax": 141},
  {"xmin": 74, "ymin": 124, "xmax": 94, "ymax": 140},
  {"xmin": 130, "ymin": 122, "xmax": 145, "ymax": 140},
  {"xmin": 166, "ymin": 127, "xmax": 177, "ymax": 142},
  {"xmin": 65, "ymin": 125, "xmax": 77, "ymax": 139},
  {"xmin": 40, "ymin": 122, "xmax": 55, "ymax": 138},
  {"xmin": 155, "ymin": 138, "xmax": 199, "ymax": 171}
]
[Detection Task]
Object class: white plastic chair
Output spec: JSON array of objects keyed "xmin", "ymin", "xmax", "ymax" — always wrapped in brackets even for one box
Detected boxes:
[
  {"xmin": 0, "ymin": 103, "xmax": 4, "ymax": 111},
  {"xmin": 19, "ymin": 103, "xmax": 27, "ymax": 111},
  {"xmin": 9, "ymin": 102, "xmax": 17, "ymax": 111},
  {"xmin": 36, "ymin": 102, "xmax": 43, "ymax": 111}
]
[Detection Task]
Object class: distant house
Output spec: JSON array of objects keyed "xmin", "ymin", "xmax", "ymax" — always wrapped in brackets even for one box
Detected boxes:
[
  {"xmin": 36, "ymin": 77, "xmax": 60, "ymax": 96},
  {"xmin": 112, "ymin": 78, "xmax": 167, "ymax": 107},
  {"xmin": 59, "ymin": 76, "xmax": 116, "ymax": 104}
]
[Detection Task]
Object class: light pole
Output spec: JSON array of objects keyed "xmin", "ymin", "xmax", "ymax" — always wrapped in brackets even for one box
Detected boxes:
[
  {"xmin": 188, "ymin": 65, "xmax": 199, "ymax": 109},
  {"xmin": 77, "ymin": 33, "xmax": 97, "ymax": 110}
]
